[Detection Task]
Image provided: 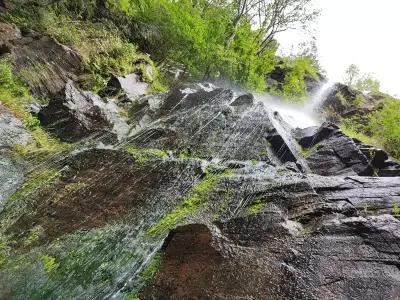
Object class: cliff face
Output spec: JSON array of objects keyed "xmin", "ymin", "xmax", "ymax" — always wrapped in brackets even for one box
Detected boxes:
[{"xmin": 0, "ymin": 23, "xmax": 400, "ymax": 300}]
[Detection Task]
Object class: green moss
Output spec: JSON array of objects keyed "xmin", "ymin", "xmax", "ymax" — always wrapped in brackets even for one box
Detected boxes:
[
  {"xmin": 139, "ymin": 253, "xmax": 163, "ymax": 284},
  {"xmin": 9, "ymin": 168, "xmax": 61, "ymax": 201},
  {"xmin": 125, "ymin": 294, "xmax": 140, "ymax": 300},
  {"xmin": 148, "ymin": 171, "xmax": 228, "ymax": 236},
  {"xmin": 353, "ymin": 94, "xmax": 364, "ymax": 106},
  {"xmin": 53, "ymin": 182, "xmax": 88, "ymax": 204},
  {"xmin": 340, "ymin": 125, "xmax": 378, "ymax": 146},
  {"xmin": 179, "ymin": 149, "xmax": 190, "ymax": 160},
  {"xmin": 336, "ymin": 91, "xmax": 349, "ymax": 107},
  {"xmin": 40, "ymin": 255, "xmax": 59, "ymax": 273},
  {"xmin": 246, "ymin": 199, "xmax": 265, "ymax": 214},
  {"xmin": 299, "ymin": 144, "xmax": 323, "ymax": 158},
  {"xmin": 250, "ymin": 159, "xmax": 258, "ymax": 166},
  {"xmin": 0, "ymin": 58, "xmax": 69, "ymax": 159},
  {"xmin": 124, "ymin": 146, "xmax": 169, "ymax": 162},
  {"xmin": 23, "ymin": 226, "xmax": 44, "ymax": 247},
  {"xmin": 393, "ymin": 203, "xmax": 400, "ymax": 216}
]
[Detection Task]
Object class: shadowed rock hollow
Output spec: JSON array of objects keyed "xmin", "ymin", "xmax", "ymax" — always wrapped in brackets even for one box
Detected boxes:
[{"xmin": 1, "ymin": 80, "xmax": 400, "ymax": 300}]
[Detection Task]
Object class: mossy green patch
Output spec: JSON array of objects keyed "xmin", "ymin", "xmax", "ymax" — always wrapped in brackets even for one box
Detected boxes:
[
  {"xmin": 299, "ymin": 143, "xmax": 323, "ymax": 158},
  {"xmin": 246, "ymin": 199, "xmax": 265, "ymax": 214},
  {"xmin": 178, "ymin": 149, "xmax": 190, "ymax": 160},
  {"xmin": 139, "ymin": 253, "xmax": 163, "ymax": 284},
  {"xmin": 392, "ymin": 203, "xmax": 400, "ymax": 216},
  {"xmin": 53, "ymin": 182, "xmax": 88, "ymax": 204},
  {"xmin": 40, "ymin": 255, "xmax": 59, "ymax": 273},
  {"xmin": 23, "ymin": 226, "xmax": 44, "ymax": 247},
  {"xmin": 9, "ymin": 168, "xmax": 61, "ymax": 201},
  {"xmin": 0, "ymin": 58, "xmax": 69, "ymax": 160},
  {"xmin": 148, "ymin": 171, "xmax": 230, "ymax": 236},
  {"xmin": 124, "ymin": 146, "xmax": 169, "ymax": 162}
]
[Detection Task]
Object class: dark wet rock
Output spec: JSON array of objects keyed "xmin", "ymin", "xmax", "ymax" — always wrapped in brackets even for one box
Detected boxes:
[
  {"xmin": 319, "ymin": 83, "xmax": 378, "ymax": 121},
  {"xmin": 4, "ymin": 148, "xmax": 203, "ymax": 244},
  {"xmin": 0, "ymin": 154, "xmax": 24, "ymax": 212},
  {"xmin": 295, "ymin": 122, "xmax": 372, "ymax": 176},
  {"xmin": 3, "ymin": 76, "xmax": 400, "ymax": 299},
  {"xmin": 0, "ymin": 104, "xmax": 32, "ymax": 148},
  {"xmin": 38, "ymin": 81, "xmax": 129, "ymax": 142},
  {"xmin": 230, "ymin": 93, "xmax": 254, "ymax": 106},
  {"xmin": 101, "ymin": 73, "xmax": 149, "ymax": 99},
  {"xmin": 0, "ymin": 22, "xmax": 83, "ymax": 98},
  {"xmin": 159, "ymin": 82, "xmax": 233, "ymax": 113},
  {"xmin": 294, "ymin": 122, "xmax": 339, "ymax": 148},
  {"xmin": 142, "ymin": 224, "xmax": 223, "ymax": 300},
  {"xmin": 295, "ymin": 122, "xmax": 400, "ymax": 177},
  {"xmin": 144, "ymin": 172, "xmax": 400, "ymax": 300}
]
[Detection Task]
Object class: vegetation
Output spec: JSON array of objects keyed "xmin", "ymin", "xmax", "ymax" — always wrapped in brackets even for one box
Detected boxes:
[
  {"xmin": 246, "ymin": 199, "xmax": 265, "ymax": 214},
  {"xmin": 9, "ymin": 168, "xmax": 61, "ymax": 201},
  {"xmin": 280, "ymin": 56, "xmax": 320, "ymax": 101},
  {"xmin": 0, "ymin": 58, "xmax": 68, "ymax": 158},
  {"xmin": 124, "ymin": 146, "xmax": 169, "ymax": 162},
  {"xmin": 40, "ymin": 255, "xmax": 59, "ymax": 273},
  {"xmin": 1, "ymin": 0, "xmax": 319, "ymax": 96},
  {"xmin": 339, "ymin": 96, "xmax": 400, "ymax": 160},
  {"xmin": 147, "ymin": 170, "xmax": 232, "ymax": 236},
  {"xmin": 393, "ymin": 203, "xmax": 400, "ymax": 216},
  {"xmin": 344, "ymin": 64, "xmax": 380, "ymax": 93},
  {"xmin": 368, "ymin": 99, "xmax": 400, "ymax": 159},
  {"xmin": 139, "ymin": 253, "xmax": 163, "ymax": 284}
]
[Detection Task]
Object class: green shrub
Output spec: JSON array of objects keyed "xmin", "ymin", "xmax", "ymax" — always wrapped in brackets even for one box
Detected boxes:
[
  {"xmin": 271, "ymin": 56, "xmax": 320, "ymax": 102},
  {"xmin": 368, "ymin": 99, "xmax": 400, "ymax": 159}
]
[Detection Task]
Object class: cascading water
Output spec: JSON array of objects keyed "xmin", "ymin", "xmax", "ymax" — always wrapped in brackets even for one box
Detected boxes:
[{"xmin": 256, "ymin": 81, "xmax": 334, "ymax": 129}]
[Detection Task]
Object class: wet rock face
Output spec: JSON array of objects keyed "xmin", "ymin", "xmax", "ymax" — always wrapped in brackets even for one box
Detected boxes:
[
  {"xmin": 5, "ymin": 148, "xmax": 203, "ymax": 244},
  {"xmin": 0, "ymin": 104, "xmax": 32, "ymax": 148},
  {"xmin": 2, "ymin": 76, "xmax": 400, "ymax": 299},
  {"xmin": 0, "ymin": 105, "xmax": 29, "ymax": 208},
  {"xmin": 38, "ymin": 81, "xmax": 129, "ymax": 142},
  {"xmin": 295, "ymin": 122, "xmax": 400, "ymax": 176},
  {"xmin": 0, "ymin": 22, "xmax": 82, "ymax": 97},
  {"xmin": 143, "ymin": 224, "xmax": 224, "ymax": 300},
  {"xmin": 144, "ymin": 174, "xmax": 400, "ymax": 300},
  {"xmin": 320, "ymin": 83, "xmax": 378, "ymax": 121}
]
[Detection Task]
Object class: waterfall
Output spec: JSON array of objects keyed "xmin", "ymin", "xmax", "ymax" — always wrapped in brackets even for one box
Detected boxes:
[
  {"xmin": 304, "ymin": 81, "xmax": 334, "ymax": 114},
  {"xmin": 256, "ymin": 81, "xmax": 334, "ymax": 129}
]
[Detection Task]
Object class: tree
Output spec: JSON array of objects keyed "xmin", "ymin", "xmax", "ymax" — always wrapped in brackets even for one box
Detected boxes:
[
  {"xmin": 356, "ymin": 73, "xmax": 380, "ymax": 93},
  {"xmin": 344, "ymin": 64, "xmax": 360, "ymax": 87},
  {"xmin": 343, "ymin": 64, "xmax": 380, "ymax": 93},
  {"xmin": 222, "ymin": 0, "xmax": 319, "ymax": 54}
]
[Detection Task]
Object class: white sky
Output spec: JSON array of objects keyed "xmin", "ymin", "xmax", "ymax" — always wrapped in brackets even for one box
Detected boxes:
[{"xmin": 277, "ymin": 0, "xmax": 400, "ymax": 96}]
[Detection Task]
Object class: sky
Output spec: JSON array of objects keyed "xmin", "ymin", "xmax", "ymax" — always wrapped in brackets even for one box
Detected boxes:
[{"xmin": 277, "ymin": 0, "xmax": 400, "ymax": 96}]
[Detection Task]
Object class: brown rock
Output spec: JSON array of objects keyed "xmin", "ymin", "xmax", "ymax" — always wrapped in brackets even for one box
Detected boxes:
[{"xmin": 0, "ymin": 22, "xmax": 83, "ymax": 98}]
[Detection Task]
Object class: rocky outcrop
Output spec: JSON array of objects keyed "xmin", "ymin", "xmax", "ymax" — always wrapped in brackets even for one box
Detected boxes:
[
  {"xmin": 143, "ymin": 173, "xmax": 400, "ymax": 300},
  {"xmin": 38, "ymin": 81, "xmax": 130, "ymax": 142},
  {"xmin": 319, "ymin": 83, "xmax": 379, "ymax": 121},
  {"xmin": 1, "ymin": 79, "xmax": 400, "ymax": 299},
  {"xmin": 0, "ymin": 22, "xmax": 83, "ymax": 97},
  {"xmin": 294, "ymin": 122, "xmax": 400, "ymax": 177}
]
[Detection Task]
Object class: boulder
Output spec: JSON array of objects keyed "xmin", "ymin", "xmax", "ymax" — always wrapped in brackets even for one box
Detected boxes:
[{"xmin": 38, "ymin": 81, "xmax": 129, "ymax": 142}]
